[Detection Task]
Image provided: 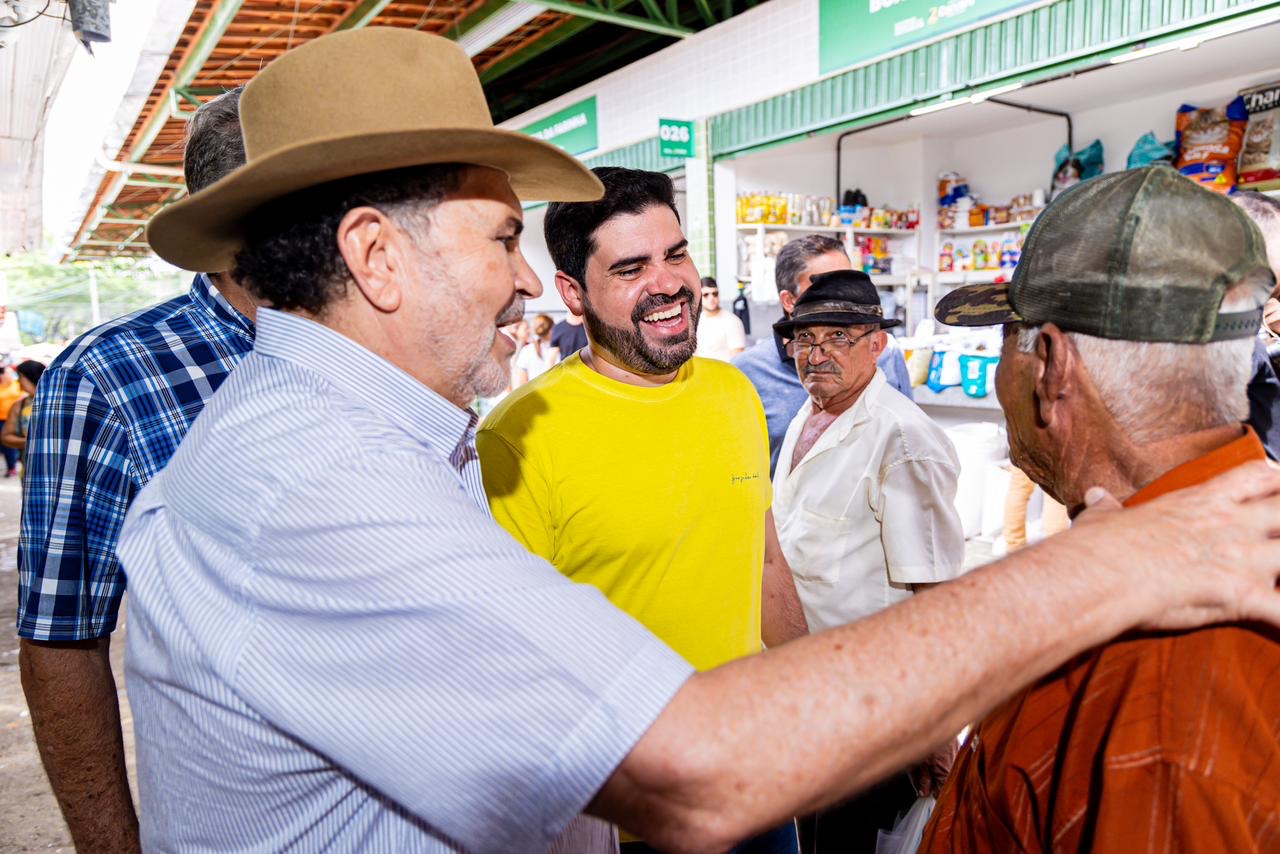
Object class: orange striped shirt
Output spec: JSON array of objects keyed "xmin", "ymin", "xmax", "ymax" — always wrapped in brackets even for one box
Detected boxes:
[{"xmin": 923, "ymin": 429, "xmax": 1280, "ymax": 853}]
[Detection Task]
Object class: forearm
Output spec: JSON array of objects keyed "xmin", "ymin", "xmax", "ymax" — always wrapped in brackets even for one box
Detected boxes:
[
  {"xmin": 596, "ymin": 532, "xmax": 1147, "ymax": 850},
  {"xmin": 20, "ymin": 638, "xmax": 140, "ymax": 852},
  {"xmin": 761, "ymin": 559, "xmax": 808, "ymax": 647}
]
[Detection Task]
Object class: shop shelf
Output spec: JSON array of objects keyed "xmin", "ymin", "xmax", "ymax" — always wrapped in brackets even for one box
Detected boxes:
[
  {"xmin": 938, "ymin": 221, "xmax": 1032, "ymax": 236},
  {"xmin": 736, "ymin": 223, "xmax": 919, "ymax": 237},
  {"xmin": 934, "ymin": 270, "xmax": 1010, "ymax": 286},
  {"xmin": 913, "ymin": 385, "xmax": 1003, "ymax": 411}
]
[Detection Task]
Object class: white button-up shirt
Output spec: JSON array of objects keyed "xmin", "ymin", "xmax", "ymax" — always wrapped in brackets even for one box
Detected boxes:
[
  {"xmin": 774, "ymin": 369, "xmax": 966, "ymax": 633},
  {"xmin": 119, "ymin": 309, "xmax": 692, "ymax": 853}
]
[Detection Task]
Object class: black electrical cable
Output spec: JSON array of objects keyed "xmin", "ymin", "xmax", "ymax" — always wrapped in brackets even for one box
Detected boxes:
[{"xmin": 0, "ymin": 0, "xmax": 53, "ymax": 28}]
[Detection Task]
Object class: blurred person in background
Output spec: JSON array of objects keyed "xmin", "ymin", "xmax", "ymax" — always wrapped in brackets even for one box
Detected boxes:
[
  {"xmin": 2, "ymin": 360, "xmax": 47, "ymax": 472},
  {"xmin": 16, "ymin": 86, "xmax": 258, "ymax": 852},
  {"xmin": 1002, "ymin": 465, "xmax": 1070, "ymax": 552},
  {"xmin": 734, "ymin": 234, "xmax": 914, "ymax": 476},
  {"xmin": 1233, "ymin": 190, "xmax": 1280, "ymax": 459},
  {"xmin": 770, "ymin": 271, "xmax": 965, "ymax": 851},
  {"xmin": 550, "ymin": 304, "xmax": 589, "ymax": 357},
  {"xmin": 0, "ymin": 364, "xmax": 25, "ymax": 475},
  {"xmin": 513, "ymin": 313, "xmax": 559, "ymax": 386},
  {"xmin": 925, "ymin": 168, "xmax": 1280, "ymax": 852},
  {"xmin": 693, "ymin": 276, "xmax": 746, "ymax": 361}
]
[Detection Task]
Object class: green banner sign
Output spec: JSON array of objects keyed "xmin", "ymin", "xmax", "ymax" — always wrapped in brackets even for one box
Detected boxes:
[
  {"xmin": 658, "ymin": 118, "xmax": 696, "ymax": 158},
  {"xmin": 521, "ymin": 96, "xmax": 598, "ymax": 156},
  {"xmin": 820, "ymin": 0, "xmax": 1048, "ymax": 75}
]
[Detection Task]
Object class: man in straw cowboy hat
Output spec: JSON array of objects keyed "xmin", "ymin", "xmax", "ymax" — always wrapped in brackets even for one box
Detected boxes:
[{"xmin": 121, "ymin": 28, "xmax": 1280, "ymax": 853}]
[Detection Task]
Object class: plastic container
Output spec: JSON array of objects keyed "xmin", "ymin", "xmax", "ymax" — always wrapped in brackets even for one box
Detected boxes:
[
  {"xmin": 926, "ymin": 350, "xmax": 962, "ymax": 392},
  {"xmin": 959, "ymin": 354, "xmax": 999, "ymax": 398}
]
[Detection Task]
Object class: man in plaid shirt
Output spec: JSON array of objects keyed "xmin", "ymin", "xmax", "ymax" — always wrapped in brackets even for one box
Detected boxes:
[{"xmin": 16, "ymin": 88, "xmax": 256, "ymax": 852}]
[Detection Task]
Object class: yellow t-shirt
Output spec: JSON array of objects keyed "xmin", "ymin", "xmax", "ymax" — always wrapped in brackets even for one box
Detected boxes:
[{"xmin": 477, "ymin": 353, "xmax": 770, "ymax": 672}]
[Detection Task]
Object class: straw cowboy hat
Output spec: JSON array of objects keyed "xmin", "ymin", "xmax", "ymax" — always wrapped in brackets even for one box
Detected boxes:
[{"xmin": 147, "ymin": 27, "xmax": 604, "ymax": 272}]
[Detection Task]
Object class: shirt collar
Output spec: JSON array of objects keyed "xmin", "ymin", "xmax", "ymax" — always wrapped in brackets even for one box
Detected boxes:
[
  {"xmin": 1124, "ymin": 427, "xmax": 1267, "ymax": 507},
  {"xmin": 194, "ymin": 273, "xmax": 255, "ymax": 341},
  {"xmin": 252, "ymin": 308, "xmax": 477, "ymax": 460}
]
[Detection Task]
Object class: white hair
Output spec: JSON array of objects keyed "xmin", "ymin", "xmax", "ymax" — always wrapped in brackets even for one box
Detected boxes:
[{"xmin": 1014, "ymin": 278, "xmax": 1268, "ymax": 443}]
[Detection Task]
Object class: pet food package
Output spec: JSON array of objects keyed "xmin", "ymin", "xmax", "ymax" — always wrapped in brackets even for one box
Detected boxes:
[
  {"xmin": 1050, "ymin": 140, "xmax": 1103, "ymax": 200},
  {"xmin": 1175, "ymin": 97, "xmax": 1248, "ymax": 193},
  {"xmin": 1238, "ymin": 81, "xmax": 1280, "ymax": 191}
]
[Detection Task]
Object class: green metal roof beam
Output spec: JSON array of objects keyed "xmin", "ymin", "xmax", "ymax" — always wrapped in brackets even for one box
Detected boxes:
[
  {"xmin": 174, "ymin": 87, "xmax": 204, "ymax": 109},
  {"xmin": 124, "ymin": 179, "xmax": 186, "ymax": 190},
  {"xmin": 635, "ymin": 0, "xmax": 671, "ymax": 26},
  {"xmin": 447, "ymin": 0, "xmax": 514, "ymax": 38},
  {"xmin": 333, "ymin": 0, "xmax": 393, "ymax": 31},
  {"xmin": 534, "ymin": 0, "xmax": 692, "ymax": 38},
  {"xmin": 126, "ymin": 0, "xmax": 246, "ymax": 164},
  {"xmin": 692, "ymin": 0, "xmax": 716, "ymax": 27},
  {"xmin": 479, "ymin": 15, "xmax": 597, "ymax": 83}
]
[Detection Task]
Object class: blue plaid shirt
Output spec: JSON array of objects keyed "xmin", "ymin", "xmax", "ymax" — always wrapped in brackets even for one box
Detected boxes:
[{"xmin": 17, "ymin": 274, "xmax": 254, "ymax": 641}]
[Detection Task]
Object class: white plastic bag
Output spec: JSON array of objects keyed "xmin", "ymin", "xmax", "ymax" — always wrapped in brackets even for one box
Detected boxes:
[{"xmin": 875, "ymin": 796, "xmax": 936, "ymax": 854}]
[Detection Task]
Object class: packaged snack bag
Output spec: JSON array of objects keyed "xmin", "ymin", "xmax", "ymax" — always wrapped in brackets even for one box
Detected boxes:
[
  {"xmin": 1238, "ymin": 81, "xmax": 1280, "ymax": 191},
  {"xmin": 1176, "ymin": 97, "xmax": 1248, "ymax": 193}
]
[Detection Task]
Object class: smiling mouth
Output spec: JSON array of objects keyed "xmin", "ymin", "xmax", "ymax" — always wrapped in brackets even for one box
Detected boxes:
[{"xmin": 642, "ymin": 304, "xmax": 683, "ymax": 323}]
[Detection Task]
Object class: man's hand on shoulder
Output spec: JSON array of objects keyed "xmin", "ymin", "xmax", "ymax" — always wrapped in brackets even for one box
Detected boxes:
[{"xmin": 1069, "ymin": 460, "xmax": 1280, "ymax": 631}]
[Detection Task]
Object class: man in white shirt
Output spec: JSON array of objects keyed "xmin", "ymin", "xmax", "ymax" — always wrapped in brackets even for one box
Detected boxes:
[
  {"xmin": 693, "ymin": 277, "xmax": 745, "ymax": 361},
  {"xmin": 772, "ymin": 269, "xmax": 966, "ymax": 850}
]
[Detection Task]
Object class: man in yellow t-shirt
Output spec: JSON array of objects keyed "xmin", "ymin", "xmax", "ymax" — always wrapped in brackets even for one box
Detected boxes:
[{"xmin": 478, "ymin": 170, "xmax": 806, "ymax": 850}]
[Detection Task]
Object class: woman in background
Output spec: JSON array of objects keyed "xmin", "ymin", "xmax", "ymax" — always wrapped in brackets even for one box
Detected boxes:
[
  {"xmin": 0, "ymin": 365, "xmax": 25, "ymax": 477},
  {"xmin": 3, "ymin": 360, "xmax": 47, "ymax": 476},
  {"xmin": 512, "ymin": 314, "xmax": 560, "ymax": 388}
]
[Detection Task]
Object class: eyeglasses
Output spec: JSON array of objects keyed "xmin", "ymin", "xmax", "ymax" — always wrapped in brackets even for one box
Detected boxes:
[
  {"xmin": 701, "ymin": 290, "xmax": 719, "ymax": 298},
  {"xmin": 785, "ymin": 328, "xmax": 877, "ymax": 358}
]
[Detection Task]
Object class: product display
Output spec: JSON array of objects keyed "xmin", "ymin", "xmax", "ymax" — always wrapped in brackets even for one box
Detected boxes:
[
  {"xmin": 1050, "ymin": 140, "xmax": 1104, "ymax": 199},
  {"xmin": 1175, "ymin": 96, "xmax": 1248, "ymax": 193},
  {"xmin": 1238, "ymin": 81, "xmax": 1280, "ymax": 191},
  {"xmin": 937, "ymin": 173, "xmax": 1043, "ymax": 231},
  {"xmin": 736, "ymin": 191, "xmax": 919, "ymax": 230},
  {"xmin": 1126, "ymin": 131, "xmax": 1177, "ymax": 169}
]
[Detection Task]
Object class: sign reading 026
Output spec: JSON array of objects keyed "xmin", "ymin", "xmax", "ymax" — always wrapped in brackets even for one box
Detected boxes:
[{"xmin": 658, "ymin": 118, "xmax": 696, "ymax": 158}]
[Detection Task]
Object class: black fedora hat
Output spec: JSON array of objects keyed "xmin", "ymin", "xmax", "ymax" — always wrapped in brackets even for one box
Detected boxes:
[{"xmin": 773, "ymin": 269, "xmax": 901, "ymax": 337}]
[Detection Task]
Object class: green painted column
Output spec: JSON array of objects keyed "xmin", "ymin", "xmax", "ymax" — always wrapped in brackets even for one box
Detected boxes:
[{"xmin": 683, "ymin": 119, "xmax": 716, "ymax": 279}]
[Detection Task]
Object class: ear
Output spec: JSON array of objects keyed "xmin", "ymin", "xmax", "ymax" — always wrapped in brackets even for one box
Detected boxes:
[
  {"xmin": 555, "ymin": 271, "xmax": 586, "ymax": 318},
  {"xmin": 779, "ymin": 290, "xmax": 797, "ymax": 315},
  {"xmin": 1033, "ymin": 323, "xmax": 1077, "ymax": 428},
  {"xmin": 868, "ymin": 329, "xmax": 887, "ymax": 362},
  {"xmin": 336, "ymin": 206, "xmax": 406, "ymax": 314}
]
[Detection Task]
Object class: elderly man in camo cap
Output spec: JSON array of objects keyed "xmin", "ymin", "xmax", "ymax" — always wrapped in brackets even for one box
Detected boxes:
[{"xmin": 923, "ymin": 166, "xmax": 1280, "ymax": 852}]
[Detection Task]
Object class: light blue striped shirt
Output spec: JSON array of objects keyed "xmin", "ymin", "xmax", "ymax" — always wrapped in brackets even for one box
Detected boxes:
[{"xmin": 120, "ymin": 309, "xmax": 693, "ymax": 852}]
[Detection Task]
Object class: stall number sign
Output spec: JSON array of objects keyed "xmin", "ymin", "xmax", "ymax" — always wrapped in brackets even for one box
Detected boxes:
[
  {"xmin": 659, "ymin": 119, "xmax": 696, "ymax": 158},
  {"xmin": 522, "ymin": 96, "xmax": 598, "ymax": 156},
  {"xmin": 820, "ymin": 0, "xmax": 1048, "ymax": 75}
]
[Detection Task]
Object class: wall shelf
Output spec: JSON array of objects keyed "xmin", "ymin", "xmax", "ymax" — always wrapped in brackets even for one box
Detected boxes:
[
  {"xmin": 736, "ymin": 222, "xmax": 919, "ymax": 237},
  {"xmin": 938, "ymin": 221, "xmax": 1032, "ymax": 236},
  {"xmin": 935, "ymin": 270, "xmax": 1011, "ymax": 286},
  {"xmin": 913, "ymin": 384, "xmax": 1003, "ymax": 411}
]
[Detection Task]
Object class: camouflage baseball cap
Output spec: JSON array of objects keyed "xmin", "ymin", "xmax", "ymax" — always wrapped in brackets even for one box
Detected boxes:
[{"xmin": 935, "ymin": 166, "xmax": 1275, "ymax": 343}]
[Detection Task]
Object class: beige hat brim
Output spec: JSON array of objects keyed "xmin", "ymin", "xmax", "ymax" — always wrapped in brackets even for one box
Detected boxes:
[{"xmin": 147, "ymin": 127, "xmax": 604, "ymax": 272}]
